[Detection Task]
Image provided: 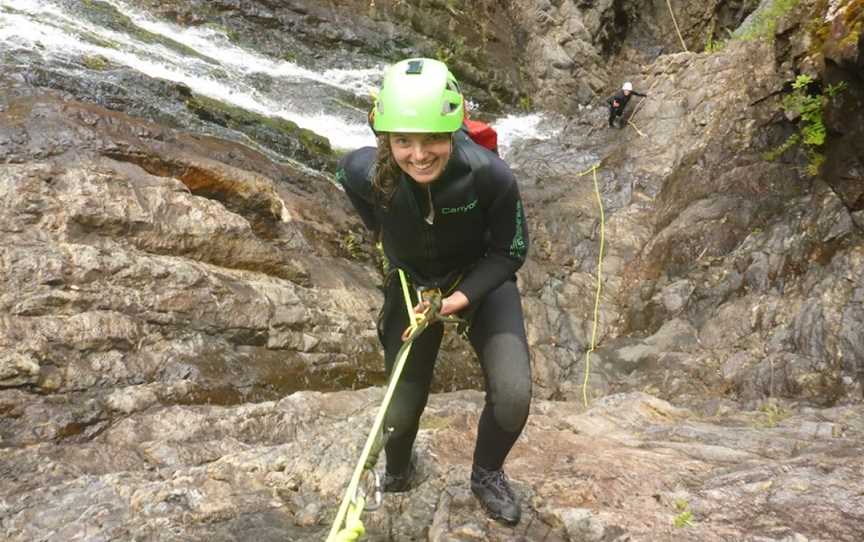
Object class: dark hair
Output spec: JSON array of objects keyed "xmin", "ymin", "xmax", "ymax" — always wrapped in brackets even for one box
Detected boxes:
[{"xmin": 371, "ymin": 134, "xmax": 401, "ymax": 206}]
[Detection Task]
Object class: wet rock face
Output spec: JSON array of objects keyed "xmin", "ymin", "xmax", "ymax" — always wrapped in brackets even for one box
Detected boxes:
[
  {"xmin": 2, "ymin": 390, "xmax": 863, "ymax": 541},
  {"xmin": 0, "ymin": 82, "xmax": 387, "ymax": 445},
  {"xmin": 510, "ymin": 37, "xmax": 857, "ymax": 405}
]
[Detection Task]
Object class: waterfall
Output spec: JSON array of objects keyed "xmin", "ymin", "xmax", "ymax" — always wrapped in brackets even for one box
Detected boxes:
[{"xmin": 0, "ymin": 0, "xmax": 558, "ymax": 155}]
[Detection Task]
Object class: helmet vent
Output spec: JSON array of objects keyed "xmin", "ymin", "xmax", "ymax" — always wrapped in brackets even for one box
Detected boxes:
[{"xmin": 442, "ymin": 101, "xmax": 459, "ymax": 114}]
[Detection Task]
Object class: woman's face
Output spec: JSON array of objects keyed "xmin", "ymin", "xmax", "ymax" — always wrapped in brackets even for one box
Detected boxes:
[{"xmin": 388, "ymin": 132, "xmax": 452, "ymax": 184}]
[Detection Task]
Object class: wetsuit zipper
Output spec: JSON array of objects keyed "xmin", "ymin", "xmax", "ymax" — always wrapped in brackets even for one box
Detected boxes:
[{"xmin": 423, "ymin": 185, "xmax": 438, "ymax": 274}]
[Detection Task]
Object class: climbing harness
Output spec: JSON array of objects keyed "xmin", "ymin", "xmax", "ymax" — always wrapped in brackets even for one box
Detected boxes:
[
  {"xmin": 575, "ymin": 164, "xmax": 606, "ymax": 408},
  {"xmin": 326, "ymin": 269, "xmax": 464, "ymax": 541}
]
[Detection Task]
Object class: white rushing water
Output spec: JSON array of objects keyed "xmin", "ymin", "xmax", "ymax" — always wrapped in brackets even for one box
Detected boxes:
[{"xmin": 0, "ymin": 0, "xmax": 557, "ymax": 153}]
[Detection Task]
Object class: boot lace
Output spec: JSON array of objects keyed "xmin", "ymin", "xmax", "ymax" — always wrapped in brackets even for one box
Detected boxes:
[{"xmin": 477, "ymin": 468, "xmax": 515, "ymax": 499}]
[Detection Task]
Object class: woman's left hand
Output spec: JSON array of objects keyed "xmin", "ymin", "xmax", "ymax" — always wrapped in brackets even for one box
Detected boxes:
[
  {"xmin": 440, "ymin": 291, "xmax": 469, "ymax": 316},
  {"xmin": 413, "ymin": 290, "xmax": 470, "ymax": 318}
]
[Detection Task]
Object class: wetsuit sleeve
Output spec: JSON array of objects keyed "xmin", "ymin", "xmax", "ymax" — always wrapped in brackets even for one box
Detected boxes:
[
  {"xmin": 336, "ymin": 148, "xmax": 378, "ymax": 232},
  {"xmin": 633, "ymin": 91, "xmax": 647, "ymax": 97},
  {"xmin": 458, "ymin": 160, "xmax": 529, "ymax": 305}
]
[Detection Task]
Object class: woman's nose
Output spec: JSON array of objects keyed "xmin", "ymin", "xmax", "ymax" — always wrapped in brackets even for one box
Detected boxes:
[{"xmin": 410, "ymin": 142, "xmax": 429, "ymax": 160}]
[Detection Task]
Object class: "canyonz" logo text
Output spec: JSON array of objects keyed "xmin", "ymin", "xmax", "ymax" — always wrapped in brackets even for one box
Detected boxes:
[{"xmin": 441, "ymin": 198, "xmax": 478, "ymax": 215}]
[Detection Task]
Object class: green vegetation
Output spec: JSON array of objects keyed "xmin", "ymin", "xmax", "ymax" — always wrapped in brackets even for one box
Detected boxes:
[
  {"xmin": 341, "ymin": 231, "xmax": 364, "ymax": 261},
  {"xmin": 82, "ymin": 54, "xmax": 110, "ymax": 70},
  {"xmin": 673, "ymin": 499, "xmax": 695, "ymax": 528},
  {"xmin": 375, "ymin": 242, "xmax": 389, "ymax": 277},
  {"xmin": 762, "ymin": 133, "xmax": 800, "ymax": 162},
  {"xmin": 840, "ymin": 1, "xmax": 863, "ymax": 47},
  {"xmin": 811, "ymin": 0, "xmax": 863, "ymax": 56},
  {"xmin": 764, "ymin": 74, "xmax": 846, "ymax": 176},
  {"xmin": 185, "ymin": 92, "xmax": 335, "ymax": 170},
  {"xmin": 703, "ymin": 33, "xmax": 727, "ymax": 53},
  {"xmin": 704, "ymin": 0, "xmax": 802, "ymax": 52},
  {"xmin": 435, "ymin": 36, "xmax": 467, "ymax": 65},
  {"xmin": 735, "ymin": 0, "xmax": 802, "ymax": 41},
  {"xmin": 702, "ymin": 0, "xmax": 801, "ymax": 54},
  {"xmin": 754, "ymin": 398, "xmax": 792, "ymax": 428}
]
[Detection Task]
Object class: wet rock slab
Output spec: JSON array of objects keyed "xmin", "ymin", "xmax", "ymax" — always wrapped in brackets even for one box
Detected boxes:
[{"xmin": 2, "ymin": 391, "xmax": 862, "ymax": 541}]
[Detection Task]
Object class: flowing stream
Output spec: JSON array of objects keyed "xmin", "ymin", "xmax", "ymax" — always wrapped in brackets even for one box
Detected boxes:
[{"xmin": 0, "ymin": 0, "xmax": 558, "ymax": 157}]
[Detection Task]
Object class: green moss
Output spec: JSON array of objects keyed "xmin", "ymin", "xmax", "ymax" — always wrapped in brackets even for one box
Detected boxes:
[
  {"xmin": 840, "ymin": 0, "xmax": 863, "ymax": 47},
  {"xmin": 79, "ymin": 30, "xmax": 117, "ymax": 49},
  {"xmin": 735, "ymin": 0, "xmax": 802, "ymax": 41},
  {"xmin": 754, "ymin": 398, "xmax": 791, "ymax": 428},
  {"xmin": 704, "ymin": 35, "xmax": 727, "ymax": 53},
  {"xmin": 185, "ymin": 92, "xmax": 334, "ymax": 170},
  {"xmin": 809, "ymin": 0, "xmax": 862, "ymax": 56},
  {"xmin": 81, "ymin": 54, "xmax": 110, "ymax": 70}
]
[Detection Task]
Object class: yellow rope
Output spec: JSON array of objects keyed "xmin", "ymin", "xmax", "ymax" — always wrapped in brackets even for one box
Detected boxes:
[
  {"xmin": 331, "ymin": 498, "xmax": 366, "ymax": 541},
  {"xmin": 326, "ymin": 270, "xmax": 419, "ymax": 541},
  {"xmin": 627, "ymin": 77, "xmax": 659, "ymax": 126},
  {"xmin": 666, "ymin": 0, "xmax": 689, "ymax": 52},
  {"xmin": 399, "ymin": 269, "xmax": 420, "ymax": 329},
  {"xmin": 575, "ymin": 164, "xmax": 605, "ymax": 407}
]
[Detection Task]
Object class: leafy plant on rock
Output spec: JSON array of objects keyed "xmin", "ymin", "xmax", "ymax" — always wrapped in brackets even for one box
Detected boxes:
[{"xmin": 765, "ymin": 74, "xmax": 847, "ymax": 176}]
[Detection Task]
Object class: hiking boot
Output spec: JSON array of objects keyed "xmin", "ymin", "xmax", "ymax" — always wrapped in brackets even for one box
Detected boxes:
[
  {"xmin": 383, "ymin": 456, "xmax": 416, "ymax": 493},
  {"xmin": 470, "ymin": 465, "xmax": 521, "ymax": 526}
]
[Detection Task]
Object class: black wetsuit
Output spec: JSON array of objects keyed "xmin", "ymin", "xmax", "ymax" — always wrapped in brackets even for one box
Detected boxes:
[
  {"xmin": 607, "ymin": 89, "xmax": 646, "ymax": 127},
  {"xmin": 336, "ymin": 136, "xmax": 532, "ymax": 474}
]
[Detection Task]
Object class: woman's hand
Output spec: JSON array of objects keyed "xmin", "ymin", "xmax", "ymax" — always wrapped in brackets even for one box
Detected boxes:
[
  {"xmin": 440, "ymin": 290, "xmax": 469, "ymax": 316},
  {"xmin": 413, "ymin": 290, "xmax": 470, "ymax": 317}
]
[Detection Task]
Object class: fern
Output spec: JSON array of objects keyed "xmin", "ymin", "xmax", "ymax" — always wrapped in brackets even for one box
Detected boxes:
[{"xmin": 767, "ymin": 74, "xmax": 846, "ymax": 176}]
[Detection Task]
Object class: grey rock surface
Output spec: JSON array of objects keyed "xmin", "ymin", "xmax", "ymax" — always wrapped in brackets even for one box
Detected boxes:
[{"xmin": 1, "ymin": 1, "xmax": 863, "ymax": 541}]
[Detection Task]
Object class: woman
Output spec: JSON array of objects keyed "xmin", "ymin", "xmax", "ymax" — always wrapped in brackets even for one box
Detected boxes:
[{"xmin": 336, "ymin": 58, "xmax": 531, "ymax": 526}]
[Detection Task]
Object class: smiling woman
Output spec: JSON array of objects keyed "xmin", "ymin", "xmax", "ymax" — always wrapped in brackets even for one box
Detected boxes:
[{"xmin": 335, "ymin": 57, "xmax": 532, "ymax": 526}]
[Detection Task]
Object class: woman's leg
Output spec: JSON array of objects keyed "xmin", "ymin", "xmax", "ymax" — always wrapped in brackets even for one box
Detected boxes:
[
  {"xmin": 467, "ymin": 279, "xmax": 532, "ymax": 471},
  {"xmin": 378, "ymin": 278, "xmax": 444, "ymax": 477}
]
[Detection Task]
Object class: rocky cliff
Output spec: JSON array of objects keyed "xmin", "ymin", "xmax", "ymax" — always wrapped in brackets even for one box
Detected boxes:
[{"xmin": 1, "ymin": 0, "xmax": 863, "ymax": 541}]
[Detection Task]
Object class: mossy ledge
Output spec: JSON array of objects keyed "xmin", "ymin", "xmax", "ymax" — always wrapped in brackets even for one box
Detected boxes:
[{"xmin": 185, "ymin": 92, "xmax": 336, "ymax": 172}]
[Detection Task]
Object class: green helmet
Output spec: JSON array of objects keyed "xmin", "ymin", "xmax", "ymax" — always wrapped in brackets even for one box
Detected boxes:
[{"xmin": 373, "ymin": 58, "xmax": 464, "ymax": 133}]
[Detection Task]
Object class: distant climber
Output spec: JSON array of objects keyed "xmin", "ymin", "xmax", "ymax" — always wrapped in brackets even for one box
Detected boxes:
[{"xmin": 607, "ymin": 81, "xmax": 647, "ymax": 128}]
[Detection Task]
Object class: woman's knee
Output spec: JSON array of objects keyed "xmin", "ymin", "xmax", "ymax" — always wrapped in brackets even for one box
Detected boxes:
[{"xmin": 491, "ymin": 379, "xmax": 531, "ymax": 432}]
